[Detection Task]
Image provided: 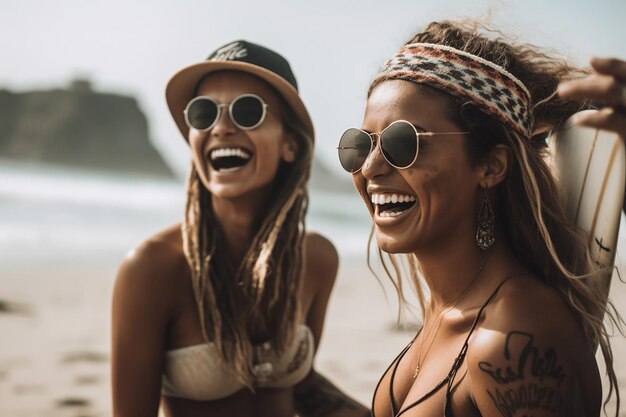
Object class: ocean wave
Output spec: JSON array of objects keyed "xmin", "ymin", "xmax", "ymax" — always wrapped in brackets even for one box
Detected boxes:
[
  {"xmin": 0, "ymin": 162, "xmax": 184, "ymax": 211},
  {"xmin": 0, "ymin": 164, "xmax": 372, "ymax": 259}
]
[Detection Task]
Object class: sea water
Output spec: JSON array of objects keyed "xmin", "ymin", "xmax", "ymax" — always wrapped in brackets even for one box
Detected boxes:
[{"xmin": 0, "ymin": 160, "xmax": 371, "ymax": 270}]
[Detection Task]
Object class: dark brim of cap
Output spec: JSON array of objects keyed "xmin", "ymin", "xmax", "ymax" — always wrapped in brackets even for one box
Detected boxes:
[{"xmin": 165, "ymin": 60, "xmax": 315, "ymax": 142}]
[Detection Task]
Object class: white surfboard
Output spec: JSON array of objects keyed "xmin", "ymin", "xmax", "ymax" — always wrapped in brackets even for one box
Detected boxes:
[{"xmin": 549, "ymin": 110, "xmax": 625, "ymax": 297}]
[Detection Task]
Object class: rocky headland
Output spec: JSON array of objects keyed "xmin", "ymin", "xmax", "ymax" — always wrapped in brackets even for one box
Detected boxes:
[
  {"xmin": 0, "ymin": 79, "xmax": 174, "ymax": 178},
  {"xmin": 0, "ymin": 79, "xmax": 354, "ymax": 192}
]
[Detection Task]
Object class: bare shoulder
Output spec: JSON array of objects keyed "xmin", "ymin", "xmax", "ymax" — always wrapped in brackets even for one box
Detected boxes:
[
  {"xmin": 477, "ymin": 276, "xmax": 586, "ymax": 342},
  {"xmin": 111, "ymin": 224, "xmax": 189, "ymax": 415},
  {"xmin": 466, "ymin": 276, "xmax": 600, "ymax": 417},
  {"xmin": 300, "ymin": 231, "xmax": 339, "ymax": 345},
  {"xmin": 304, "ymin": 231, "xmax": 338, "ymax": 264},
  {"xmin": 303, "ymin": 231, "xmax": 339, "ymax": 287},
  {"xmin": 113, "ymin": 223, "xmax": 189, "ymax": 314},
  {"xmin": 117, "ymin": 223, "xmax": 187, "ymax": 281}
]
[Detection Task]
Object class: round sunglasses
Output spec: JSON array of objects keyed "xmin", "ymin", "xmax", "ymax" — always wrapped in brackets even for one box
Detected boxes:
[
  {"xmin": 184, "ymin": 93, "xmax": 268, "ymax": 131},
  {"xmin": 337, "ymin": 120, "xmax": 469, "ymax": 173}
]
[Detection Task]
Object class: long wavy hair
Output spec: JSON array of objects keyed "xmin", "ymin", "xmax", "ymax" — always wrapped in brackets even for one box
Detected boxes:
[
  {"xmin": 181, "ymin": 83, "xmax": 313, "ymax": 388},
  {"xmin": 367, "ymin": 20, "xmax": 622, "ymax": 414}
]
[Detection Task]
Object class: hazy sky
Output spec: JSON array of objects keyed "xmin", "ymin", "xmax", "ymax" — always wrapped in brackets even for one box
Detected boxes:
[{"xmin": 1, "ymin": 0, "xmax": 625, "ymax": 177}]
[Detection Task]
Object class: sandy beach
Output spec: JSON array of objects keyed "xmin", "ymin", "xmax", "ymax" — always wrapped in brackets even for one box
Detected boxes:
[
  {"xmin": 2, "ymin": 243, "xmax": 626, "ymax": 416},
  {"xmin": 0, "ymin": 251, "xmax": 393, "ymax": 417}
]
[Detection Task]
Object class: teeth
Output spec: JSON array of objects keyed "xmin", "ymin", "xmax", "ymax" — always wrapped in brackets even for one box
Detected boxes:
[
  {"xmin": 370, "ymin": 193, "xmax": 416, "ymax": 205},
  {"xmin": 379, "ymin": 211, "xmax": 405, "ymax": 218},
  {"xmin": 210, "ymin": 147, "xmax": 251, "ymax": 160}
]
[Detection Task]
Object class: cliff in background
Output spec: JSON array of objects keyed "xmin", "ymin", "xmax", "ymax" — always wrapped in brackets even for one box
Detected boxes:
[
  {"xmin": 0, "ymin": 80, "xmax": 175, "ymax": 178},
  {"xmin": 0, "ymin": 79, "xmax": 355, "ymax": 192}
]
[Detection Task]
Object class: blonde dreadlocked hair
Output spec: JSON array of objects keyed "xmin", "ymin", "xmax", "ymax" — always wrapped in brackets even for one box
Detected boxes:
[
  {"xmin": 366, "ymin": 19, "xmax": 623, "ymax": 414},
  {"xmin": 182, "ymin": 92, "xmax": 313, "ymax": 389}
]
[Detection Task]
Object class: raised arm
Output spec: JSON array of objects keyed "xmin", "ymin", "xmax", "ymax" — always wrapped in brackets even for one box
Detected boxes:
[
  {"xmin": 557, "ymin": 57, "xmax": 626, "ymax": 213},
  {"xmin": 111, "ymin": 240, "xmax": 182, "ymax": 417},
  {"xmin": 294, "ymin": 233, "xmax": 370, "ymax": 417}
]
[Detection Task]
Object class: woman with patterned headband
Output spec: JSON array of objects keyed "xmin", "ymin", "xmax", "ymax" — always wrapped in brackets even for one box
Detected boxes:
[
  {"xmin": 338, "ymin": 21, "xmax": 626, "ymax": 417},
  {"xmin": 111, "ymin": 40, "xmax": 368, "ymax": 417}
]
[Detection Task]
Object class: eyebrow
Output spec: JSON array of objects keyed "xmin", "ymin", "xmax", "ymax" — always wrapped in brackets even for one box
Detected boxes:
[
  {"xmin": 412, "ymin": 123, "xmax": 428, "ymax": 133},
  {"xmin": 362, "ymin": 122, "xmax": 428, "ymax": 134}
]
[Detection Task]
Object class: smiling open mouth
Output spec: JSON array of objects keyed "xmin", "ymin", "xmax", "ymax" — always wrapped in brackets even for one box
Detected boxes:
[
  {"xmin": 371, "ymin": 193, "xmax": 416, "ymax": 218},
  {"xmin": 209, "ymin": 147, "xmax": 252, "ymax": 172}
]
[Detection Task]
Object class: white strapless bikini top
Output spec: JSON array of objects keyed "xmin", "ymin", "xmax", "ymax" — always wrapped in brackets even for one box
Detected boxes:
[{"xmin": 161, "ymin": 325, "xmax": 314, "ymax": 401}]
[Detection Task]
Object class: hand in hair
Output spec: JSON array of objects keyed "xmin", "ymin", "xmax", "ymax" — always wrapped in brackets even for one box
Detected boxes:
[{"xmin": 557, "ymin": 57, "xmax": 626, "ymax": 138}]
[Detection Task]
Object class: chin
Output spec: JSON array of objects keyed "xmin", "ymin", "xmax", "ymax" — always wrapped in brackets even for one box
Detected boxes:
[
  {"xmin": 374, "ymin": 230, "xmax": 416, "ymax": 254},
  {"xmin": 207, "ymin": 178, "xmax": 275, "ymax": 200},
  {"xmin": 207, "ymin": 186, "xmax": 243, "ymax": 199}
]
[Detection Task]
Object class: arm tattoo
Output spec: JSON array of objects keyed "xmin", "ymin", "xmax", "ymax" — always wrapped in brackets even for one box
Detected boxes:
[
  {"xmin": 478, "ymin": 331, "xmax": 574, "ymax": 417},
  {"xmin": 478, "ymin": 332, "xmax": 565, "ymax": 385}
]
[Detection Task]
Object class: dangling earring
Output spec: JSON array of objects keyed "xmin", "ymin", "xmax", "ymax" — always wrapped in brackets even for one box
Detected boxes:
[{"xmin": 476, "ymin": 186, "xmax": 495, "ymax": 251}]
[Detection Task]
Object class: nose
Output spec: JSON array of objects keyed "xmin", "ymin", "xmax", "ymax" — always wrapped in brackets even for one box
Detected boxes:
[
  {"xmin": 360, "ymin": 137, "xmax": 393, "ymax": 179},
  {"xmin": 211, "ymin": 105, "xmax": 237, "ymax": 138}
]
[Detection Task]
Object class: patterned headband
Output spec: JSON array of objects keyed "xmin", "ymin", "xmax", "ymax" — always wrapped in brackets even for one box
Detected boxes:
[{"xmin": 374, "ymin": 43, "xmax": 533, "ymax": 137}]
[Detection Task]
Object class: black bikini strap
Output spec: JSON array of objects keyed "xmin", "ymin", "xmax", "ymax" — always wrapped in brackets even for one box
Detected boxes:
[
  {"xmin": 388, "ymin": 341, "xmax": 414, "ymax": 415},
  {"xmin": 370, "ymin": 335, "xmax": 415, "ymax": 417},
  {"xmin": 395, "ymin": 276, "xmax": 520, "ymax": 417},
  {"xmin": 442, "ymin": 273, "xmax": 527, "ymax": 416},
  {"xmin": 460, "ymin": 274, "xmax": 521, "ymax": 352},
  {"xmin": 376, "ymin": 273, "xmax": 527, "ymax": 417}
]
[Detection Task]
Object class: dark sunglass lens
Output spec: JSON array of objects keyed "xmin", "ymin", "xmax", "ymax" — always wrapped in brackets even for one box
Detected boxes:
[
  {"xmin": 187, "ymin": 99, "xmax": 218, "ymax": 130},
  {"xmin": 232, "ymin": 96, "xmax": 264, "ymax": 128},
  {"xmin": 381, "ymin": 122, "xmax": 418, "ymax": 168},
  {"xmin": 338, "ymin": 129, "xmax": 371, "ymax": 172}
]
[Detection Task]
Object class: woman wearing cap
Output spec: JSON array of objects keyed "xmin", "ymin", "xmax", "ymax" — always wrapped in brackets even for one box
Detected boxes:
[
  {"xmin": 111, "ymin": 40, "xmax": 367, "ymax": 417},
  {"xmin": 337, "ymin": 21, "xmax": 625, "ymax": 417}
]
